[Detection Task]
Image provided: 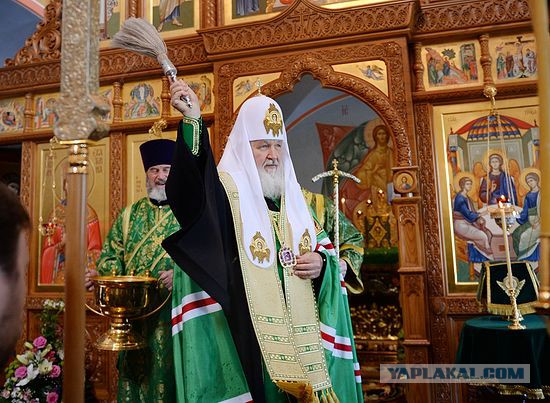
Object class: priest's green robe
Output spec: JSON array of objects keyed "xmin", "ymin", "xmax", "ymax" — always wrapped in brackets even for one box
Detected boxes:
[{"xmin": 96, "ymin": 197, "xmax": 179, "ymax": 403}]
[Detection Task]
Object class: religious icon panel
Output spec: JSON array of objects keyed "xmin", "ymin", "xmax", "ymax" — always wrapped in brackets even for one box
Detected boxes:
[
  {"xmin": 34, "ymin": 94, "xmax": 59, "ymax": 131},
  {"xmin": 421, "ymin": 41, "xmax": 481, "ymax": 90},
  {"xmin": 147, "ymin": 0, "xmax": 199, "ymax": 37},
  {"xmin": 99, "ymin": 0, "xmax": 124, "ymax": 40},
  {"xmin": 122, "ymin": 80, "xmax": 162, "ymax": 121},
  {"xmin": 490, "ymin": 33, "xmax": 537, "ymax": 83},
  {"xmin": 34, "ymin": 139, "xmax": 110, "ymax": 290},
  {"xmin": 433, "ymin": 97, "xmax": 539, "ymax": 293},
  {"xmin": 0, "ymin": 97, "xmax": 25, "ymax": 133},
  {"xmin": 171, "ymin": 73, "xmax": 215, "ymax": 116}
]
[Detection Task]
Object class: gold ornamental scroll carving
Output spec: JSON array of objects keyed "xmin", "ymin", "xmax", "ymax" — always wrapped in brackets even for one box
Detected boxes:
[{"xmin": 54, "ymin": 1, "xmax": 109, "ymax": 402}]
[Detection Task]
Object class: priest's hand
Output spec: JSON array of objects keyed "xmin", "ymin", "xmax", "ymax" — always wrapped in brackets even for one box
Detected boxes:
[
  {"xmin": 85, "ymin": 269, "xmax": 98, "ymax": 291},
  {"xmin": 294, "ymin": 252, "xmax": 322, "ymax": 279},
  {"xmin": 159, "ymin": 269, "xmax": 174, "ymax": 291},
  {"xmin": 339, "ymin": 259, "xmax": 348, "ymax": 277},
  {"xmin": 170, "ymin": 79, "xmax": 201, "ymax": 119}
]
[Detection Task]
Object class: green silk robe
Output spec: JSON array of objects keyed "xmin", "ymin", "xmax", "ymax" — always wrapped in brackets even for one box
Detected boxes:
[{"xmin": 96, "ymin": 197, "xmax": 180, "ymax": 403}]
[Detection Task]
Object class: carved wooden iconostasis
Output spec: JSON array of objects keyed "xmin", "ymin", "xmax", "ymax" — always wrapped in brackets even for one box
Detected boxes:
[
  {"xmin": 411, "ymin": 2, "xmax": 537, "ymax": 403},
  {"xmin": 0, "ymin": 0, "xmax": 539, "ymax": 402}
]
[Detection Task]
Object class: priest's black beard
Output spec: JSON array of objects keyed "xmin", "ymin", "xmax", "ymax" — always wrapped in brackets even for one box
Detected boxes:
[{"xmin": 258, "ymin": 165, "xmax": 283, "ymax": 200}]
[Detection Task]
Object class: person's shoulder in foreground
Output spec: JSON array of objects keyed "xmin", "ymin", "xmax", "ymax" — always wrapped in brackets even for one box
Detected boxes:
[{"xmin": 0, "ymin": 182, "xmax": 30, "ymax": 365}]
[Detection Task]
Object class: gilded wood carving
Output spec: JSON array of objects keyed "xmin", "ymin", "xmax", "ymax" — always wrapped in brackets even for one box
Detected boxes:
[
  {"xmin": 201, "ymin": 0, "xmax": 415, "ymax": 56},
  {"xmin": 201, "ymin": 0, "xmax": 219, "ymax": 29},
  {"xmin": 415, "ymin": 0, "xmax": 531, "ymax": 34},
  {"xmin": 5, "ymin": 0, "xmax": 62, "ymax": 67},
  {"xmin": 478, "ymin": 34, "xmax": 494, "ymax": 86}
]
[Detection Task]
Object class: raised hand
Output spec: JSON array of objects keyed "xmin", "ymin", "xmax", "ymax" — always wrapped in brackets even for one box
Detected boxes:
[{"xmin": 170, "ymin": 79, "xmax": 201, "ymax": 119}]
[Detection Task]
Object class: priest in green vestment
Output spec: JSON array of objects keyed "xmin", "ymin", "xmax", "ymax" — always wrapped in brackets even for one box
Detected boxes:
[
  {"xmin": 163, "ymin": 81, "xmax": 364, "ymax": 402},
  {"xmin": 85, "ymin": 139, "xmax": 179, "ymax": 402}
]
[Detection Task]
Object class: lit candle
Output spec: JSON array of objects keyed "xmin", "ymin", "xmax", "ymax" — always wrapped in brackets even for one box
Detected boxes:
[{"xmin": 498, "ymin": 200, "xmax": 514, "ymax": 290}]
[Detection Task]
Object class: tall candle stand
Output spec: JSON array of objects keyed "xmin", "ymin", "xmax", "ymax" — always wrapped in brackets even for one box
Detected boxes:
[{"xmin": 489, "ymin": 197, "xmax": 525, "ymax": 330}]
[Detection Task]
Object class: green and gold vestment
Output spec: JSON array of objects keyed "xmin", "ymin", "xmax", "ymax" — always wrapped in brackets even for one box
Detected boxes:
[
  {"xmin": 96, "ymin": 197, "xmax": 179, "ymax": 403},
  {"xmin": 164, "ymin": 118, "xmax": 364, "ymax": 402}
]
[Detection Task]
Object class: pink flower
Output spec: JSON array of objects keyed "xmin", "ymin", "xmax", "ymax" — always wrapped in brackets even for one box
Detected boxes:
[
  {"xmin": 47, "ymin": 351, "xmax": 56, "ymax": 360},
  {"xmin": 33, "ymin": 336, "xmax": 47, "ymax": 349},
  {"xmin": 47, "ymin": 391, "xmax": 59, "ymax": 403},
  {"xmin": 50, "ymin": 365, "xmax": 61, "ymax": 378},
  {"xmin": 14, "ymin": 366, "xmax": 27, "ymax": 378}
]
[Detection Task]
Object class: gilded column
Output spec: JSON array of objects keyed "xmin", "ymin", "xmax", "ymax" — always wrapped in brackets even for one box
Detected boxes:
[
  {"xmin": 128, "ymin": 0, "xmax": 138, "ymax": 18},
  {"xmin": 55, "ymin": 1, "xmax": 109, "ymax": 401},
  {"xmin": 413, "ymin": 42, "xmax": 425, "ymax": 92},
  {"xmin": 24, "ymin": 93, "xmax": 34, "ymax": 133},
  {"xmin": 479, "ymin": 34, "xmax": 494, "ymax": 86},
  {"xmin": 529, "ymin": 0, "xmax": 550, "ymax": 313},
  {"xmin": 161, "ymin": 76, "xmax": 171, "ymax": 118},
  {"xmin": 112, "ymin": 81, "xmax": 123, "ymax": 123},
  {"xmin": 202, "ymin": 0, "xmax": 218, "ymax": 29}
]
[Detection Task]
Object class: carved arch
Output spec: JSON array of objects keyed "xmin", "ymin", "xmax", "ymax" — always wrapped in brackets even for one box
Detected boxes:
[
  {"xmin": 5, "ymin": 0, "xmax": 62, "ymax": 66},
  {"xmin": 265, "ymin": 56, "xmax": 411, "ymax": 167},
  {"xmin": 215, "ymin": 51, "xmax": 412, "ymax": 167}
]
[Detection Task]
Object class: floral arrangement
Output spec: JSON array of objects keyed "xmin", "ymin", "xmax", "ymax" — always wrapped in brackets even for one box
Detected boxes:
[{"xmin": 1, "ymin": 299, "xmax": 64, "ymax": 403}]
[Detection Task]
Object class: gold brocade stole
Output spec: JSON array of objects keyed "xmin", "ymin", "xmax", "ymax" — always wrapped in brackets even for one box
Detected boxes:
[
  {"xmin": 124, "ymin": 205, "xmax": 174, "ymax": 273},
  {"xmin": 219, "ymin": 172, "xmax": 331, "ymax": 392}
]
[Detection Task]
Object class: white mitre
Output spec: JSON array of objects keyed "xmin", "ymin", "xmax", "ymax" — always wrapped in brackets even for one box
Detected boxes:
[{"xmin": 218, "ymin": 95, "xmax": 317, "ymax": 268}]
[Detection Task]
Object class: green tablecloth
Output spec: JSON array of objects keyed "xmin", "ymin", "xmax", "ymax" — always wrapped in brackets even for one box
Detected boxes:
[{"xmin": 456, "ymin": 315, "xmax": 549, "ymax": 397}]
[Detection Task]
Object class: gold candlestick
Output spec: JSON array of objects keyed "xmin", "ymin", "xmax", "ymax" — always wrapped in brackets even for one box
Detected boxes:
[{"xmin": 497, "ymin": 200, "xmax": 525, "ymax": 330}]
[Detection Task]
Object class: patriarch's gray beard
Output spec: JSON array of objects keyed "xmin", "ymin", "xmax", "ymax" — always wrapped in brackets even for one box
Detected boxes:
[{"xmin": 258, "ymin": 166, "xmax": 284, "ymax": 200}]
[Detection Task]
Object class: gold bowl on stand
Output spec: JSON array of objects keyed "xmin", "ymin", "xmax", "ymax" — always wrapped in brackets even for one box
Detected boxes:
[{"xmin": 87, "ymin": 270, "xmax": 169, "ymax": 351}]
